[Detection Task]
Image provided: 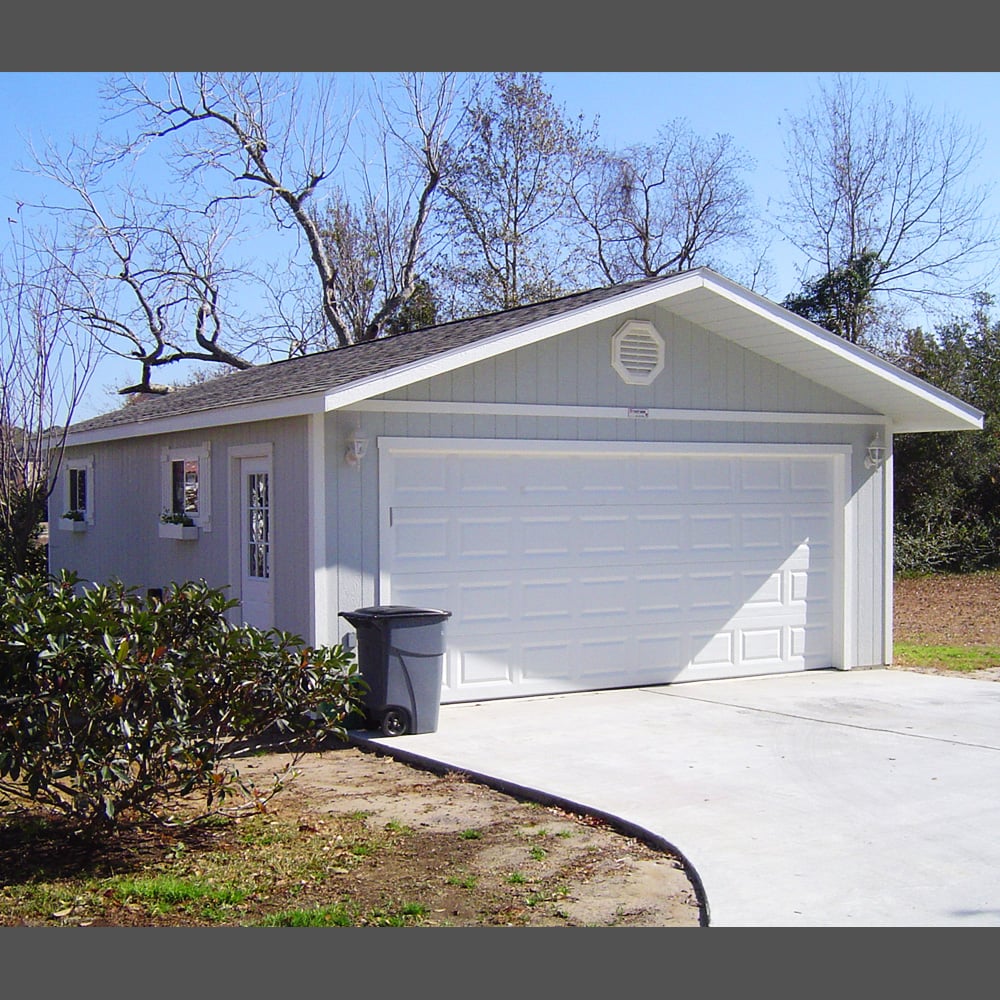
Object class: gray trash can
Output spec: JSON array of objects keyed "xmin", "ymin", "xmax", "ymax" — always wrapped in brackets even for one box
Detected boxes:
[{"xmin": 339, "ymin": 606, "xmax": 451, "ymax": 737}]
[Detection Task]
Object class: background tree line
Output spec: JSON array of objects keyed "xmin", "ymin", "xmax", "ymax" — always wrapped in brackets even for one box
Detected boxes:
[{"xmin": 2, "ymin": 71, "xmax": 999, "ymax": 576}]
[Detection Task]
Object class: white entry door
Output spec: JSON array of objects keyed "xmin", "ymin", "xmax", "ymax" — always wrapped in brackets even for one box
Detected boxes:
[
  {"xmin": 380, "ymin": 439, "xmax": 845, "ymax": 703},
  {"xmin": 239, "ymin": 455, "xmax": 273, "ymax": 630}
]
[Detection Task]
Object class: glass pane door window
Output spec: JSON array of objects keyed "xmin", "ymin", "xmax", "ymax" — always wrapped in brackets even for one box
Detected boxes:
[
  {"xmin": 246, "ymin": 471, "xmax": 270, "ymax": 579},
  {"xmin": 238, "ymin": 455, "xmax": 274, "ymax": 631}
]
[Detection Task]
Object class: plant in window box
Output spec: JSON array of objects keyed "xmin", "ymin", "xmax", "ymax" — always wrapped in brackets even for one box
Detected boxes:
[
  {"xmin": 159, "ymin": 509, "xmax": 199, "ymax": 540},
  {"xmin": 59, "ymin": 509, "xmax": 87, "ymax": 532}
]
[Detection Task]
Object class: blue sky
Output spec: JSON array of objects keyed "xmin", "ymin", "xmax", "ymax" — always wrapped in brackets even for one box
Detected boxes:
[{"xmin": 3, "ymin": 71, "xmax": 1000, "ymax": 419}]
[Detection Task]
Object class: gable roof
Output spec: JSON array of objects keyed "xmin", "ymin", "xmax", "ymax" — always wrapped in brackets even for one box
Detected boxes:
[{"xmin": 65, "ymin": 268, "xmax": 983, "ymax": 445}]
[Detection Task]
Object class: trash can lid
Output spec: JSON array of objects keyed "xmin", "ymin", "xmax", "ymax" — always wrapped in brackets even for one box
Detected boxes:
[{"xmin": 340, "ymin": 605, "xmax": 452, "ymax": 622}]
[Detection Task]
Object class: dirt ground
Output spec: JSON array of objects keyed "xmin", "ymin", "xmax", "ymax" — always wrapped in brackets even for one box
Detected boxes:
[
  {"xmin": 891, "ymin": 570, "xmax": 1000, "ymax": 681},
  {"xmin": 234, "ymin": 743, "xmax": 705, "ymax": 927},
  {"xmin": 4, "ymin": 571, "xmax": 997, "ymax": 927}
]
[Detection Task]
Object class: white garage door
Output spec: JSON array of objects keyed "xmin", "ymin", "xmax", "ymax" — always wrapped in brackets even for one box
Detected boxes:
[{"xmin": 379, "ymin": 440, "xmax": 842, "ymax": 703}]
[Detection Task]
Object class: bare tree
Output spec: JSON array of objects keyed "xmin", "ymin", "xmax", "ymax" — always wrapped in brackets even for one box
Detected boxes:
[
  {"xmin": 440, "ymin": 73, "xmax": 597, "ymax": 313},
  {"xmin": 0, "ymin": 221, "xmax": 97, "ymax": 576},
  {"xmin": 109, "ymin": 72, "xmax": 471, "ymax": 354},
  {"xmin": 300, "ymin": 72, "xmax": 477, "ymax": 348},
  {"xmin": 570, "ymin": 119, "xmax": 756, "ymax": 285},
  {"xmin": 777, "ymin": 74, "xmax": 1000, "ymax": 342},
  {"xmin": 28, "ymin": 134, "xmax": 254, "ymax": 393}
]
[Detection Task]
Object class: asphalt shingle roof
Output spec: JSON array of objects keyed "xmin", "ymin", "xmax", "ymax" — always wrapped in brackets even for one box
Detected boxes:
[{"xmin": 70, "ymin": 277, "xmax": 663, "ymax": 434}]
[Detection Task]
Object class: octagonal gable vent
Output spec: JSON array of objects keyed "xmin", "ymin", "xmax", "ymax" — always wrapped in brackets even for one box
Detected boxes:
[{"xmin": 611, "ymin": 320, "xmax": 665, "ymax": 386}]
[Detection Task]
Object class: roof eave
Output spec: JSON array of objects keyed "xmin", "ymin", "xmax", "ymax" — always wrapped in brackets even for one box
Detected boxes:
[
  {"xmin": 683, "ymin": 270, "xmax": 985, "ymax": 435},
  {"xmin": 63, "ymin": 390, "xmax": 329, "ymax": 446}
]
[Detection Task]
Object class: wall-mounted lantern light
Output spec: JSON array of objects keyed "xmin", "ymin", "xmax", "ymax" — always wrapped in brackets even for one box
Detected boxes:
[
  {"xmin": 345, "ymin": 425, "xmax": 369, "ymax": 466},
  {"xmin": 865, "ymin": 433, "xmax": 887, "ymax": 469}
]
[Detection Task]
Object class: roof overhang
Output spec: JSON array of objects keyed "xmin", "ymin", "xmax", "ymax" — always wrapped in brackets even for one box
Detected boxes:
[
  {"xmin": 322, "ymin": 269, "xmax": 983, "ymax": 434},
  {"xmin": 62, "ymin": 390, "xmax": 329, "ymax": 446}
]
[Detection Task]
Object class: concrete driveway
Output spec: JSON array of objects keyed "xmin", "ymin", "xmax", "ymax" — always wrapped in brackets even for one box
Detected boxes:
[{"xmin": 353, "ymin": 669, "xmax": 1000, "ymax": 927}]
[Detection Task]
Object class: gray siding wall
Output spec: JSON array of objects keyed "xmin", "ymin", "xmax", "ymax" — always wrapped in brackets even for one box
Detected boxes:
[
  {"xmin": 49, "ymin": 416, "xmax": 313, "ymax": 640},
  {"xmin": 325, "ymin": 306, "xmax": 890, "ymax": 668}
]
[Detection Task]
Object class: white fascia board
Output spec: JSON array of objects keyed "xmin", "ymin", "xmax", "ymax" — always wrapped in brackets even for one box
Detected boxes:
[
  {"xmin": 64, "ymin": 390, "xmax": 328, "ymax": 447},
  {"xmin": 323, "ymin": 273, "xmax": 707, "ymax": 411},
  {"xmin": 700, "ymin": 270, "xmax": 985, "ymax": 432}
]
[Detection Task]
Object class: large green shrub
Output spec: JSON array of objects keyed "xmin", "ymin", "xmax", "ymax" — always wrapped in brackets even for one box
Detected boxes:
[
  {"xmin": 893, "ymin": 299, "xmax": 1000, "ymax": 573},
  {"xmin": 894, "ymin": 510, "xmax": 1000, "ymax": 574},
  {"xmin": 0, "ymin": 571, "xmax": 365, "ymax": 834}
]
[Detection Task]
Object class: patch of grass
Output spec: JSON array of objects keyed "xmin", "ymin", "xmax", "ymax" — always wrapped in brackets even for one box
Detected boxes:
[
  {"xmin": 259, "ymin": 900, "xmax": 428, "ymax": 927},
  {"xmin": 459, "ymin": 829, "xmax": 482, "ymax": 840},
  {"xmin": 384, "ymin": 820, "xmax": 412, "ymax": 835},
  {"xmin": 367, "ymin": 901, "xmax": 428, "ymax": 926},
  {"xmin": 258, "ymin": 904, "xmax": 355, "ymax": 927},
  {"xmin": 238, "ymin": 822, "xmax": 295, "ymax": 847},
  {"xmin": 529, "ymin": 846, "xmax": 547, "ymax": 861},
  {"xmin": 446, "ymin": 873, "xmax": 477, "ymax": 889},
  {"xmin": 894, "ymin": 642, "xmax": 1000, "ymax": 673},
  {"xmin": 506, "ymin": 871, "xmax": 527, "ymax": 885},
  {"xmin": 110, "ymin": 875, "xmax": 247, "ymax": 915}
]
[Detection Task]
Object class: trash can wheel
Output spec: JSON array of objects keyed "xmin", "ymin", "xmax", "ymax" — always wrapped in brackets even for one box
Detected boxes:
[{"xmin": 380, "ymin": 707, "xmax": 410, "ymax": 737}]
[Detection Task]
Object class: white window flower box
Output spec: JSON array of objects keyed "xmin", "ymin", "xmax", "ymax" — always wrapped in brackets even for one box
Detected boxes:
[{"xmin": 158, "ymin": 522, "xmax": 199, "ymax": 540}]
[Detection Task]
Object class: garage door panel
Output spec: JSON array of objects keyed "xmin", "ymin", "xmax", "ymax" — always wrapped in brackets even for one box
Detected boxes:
[
  {"xmin": 390, "ymin": 503, "xmax": 832, "ymax": 573},
  {"xmin": 689, "ymin": 457, "xmax": 737, "ymax": 493},
  {"xmin": 456, "ymin": 642, "xmax": 515, "ymax": 686},
  {"xmin": 522, "ymin": 641, "xmax": 575, "ymax": 681},
  {"xmin": 458, "ymin": 516, "xmax": 513, "ymax": 557},
  {"xmin": 522, "ymin": 514, "xmax": 574, "ymax": 554},
  {"xmin": 739, "ymin": 458, "xmax": 785, "ymax": 493},
  {"xmin": 790, "ymin": 512, "xmax": 834, "ymax": 549},
  {"xmin": 791, "ymin": 622, "xmax": 833, "ymax": 661},
  {"xmin": 635, "ymin": 631, "xmax": 685, "ymax": 671},
  {"xmin": 635, "ymin": 572, "xmax": 684, "ymax": 612},
  {"xmin": 387, "ymin": 452, "xmax": 835, "ymax": 508},
  {"xmin": 390, "ymin": 558, "xmax": 834, "ymax": 637},
  {"xmin": 634, "ymin": 513, "xmax": 685, "ymax": 554},
  {"xmin": 741, "ymin": 626, "xmax": 785, "ymax": 663},
  {"xmin": 459, "ymin": 580, "xmax": 513, "ymax": 625},
  {"xmin": 390, "ymin": 455, "xmax": 450, "ymax": 500},
  {"xmin": 438, "ymin": 617, "xmax": 828, "ymax": 699},
  {"xmin": 579, "ymin": 513, "xmax": 630, "ymax": 554},
  {"xmin": 790, "ymin": 564, "xmax": 832, "ymax": 604},
  {"xmin": 690, "ymin": 630, "xmax": 736, "ymax": 668},
  {"xmin": 520, "ymin": 579, "xmax": 575, "ymax": 623},
  {"xmin": 740, "ymin": 512, "xmax": 789, "ymax": 553},
  {"xmin": 689, "ymin": 513, "xmax": 738, "ymax": 551},
  {"xmin": 741, "ymin": 569, "xmax": 784, "ymax": 607},
  {"xmin": 392, "ymin": 514, "xmax": 449, "ymax": 561},
  {"xmin": 579, "ymin": 575, "xmax": 630, "ymax": 618},
  {"xmin": 382, "ymin": 445, "xmax": 840, "ymax": 701},
  {"xmin": 789, "ymin": 457, "xmax": 835, "ymax": 497}
]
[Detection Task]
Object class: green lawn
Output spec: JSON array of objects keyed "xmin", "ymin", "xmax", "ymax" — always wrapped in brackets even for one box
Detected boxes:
[{"xmin": 893, "ymin": 642, "xmax": 1000, "ymax": 673}]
